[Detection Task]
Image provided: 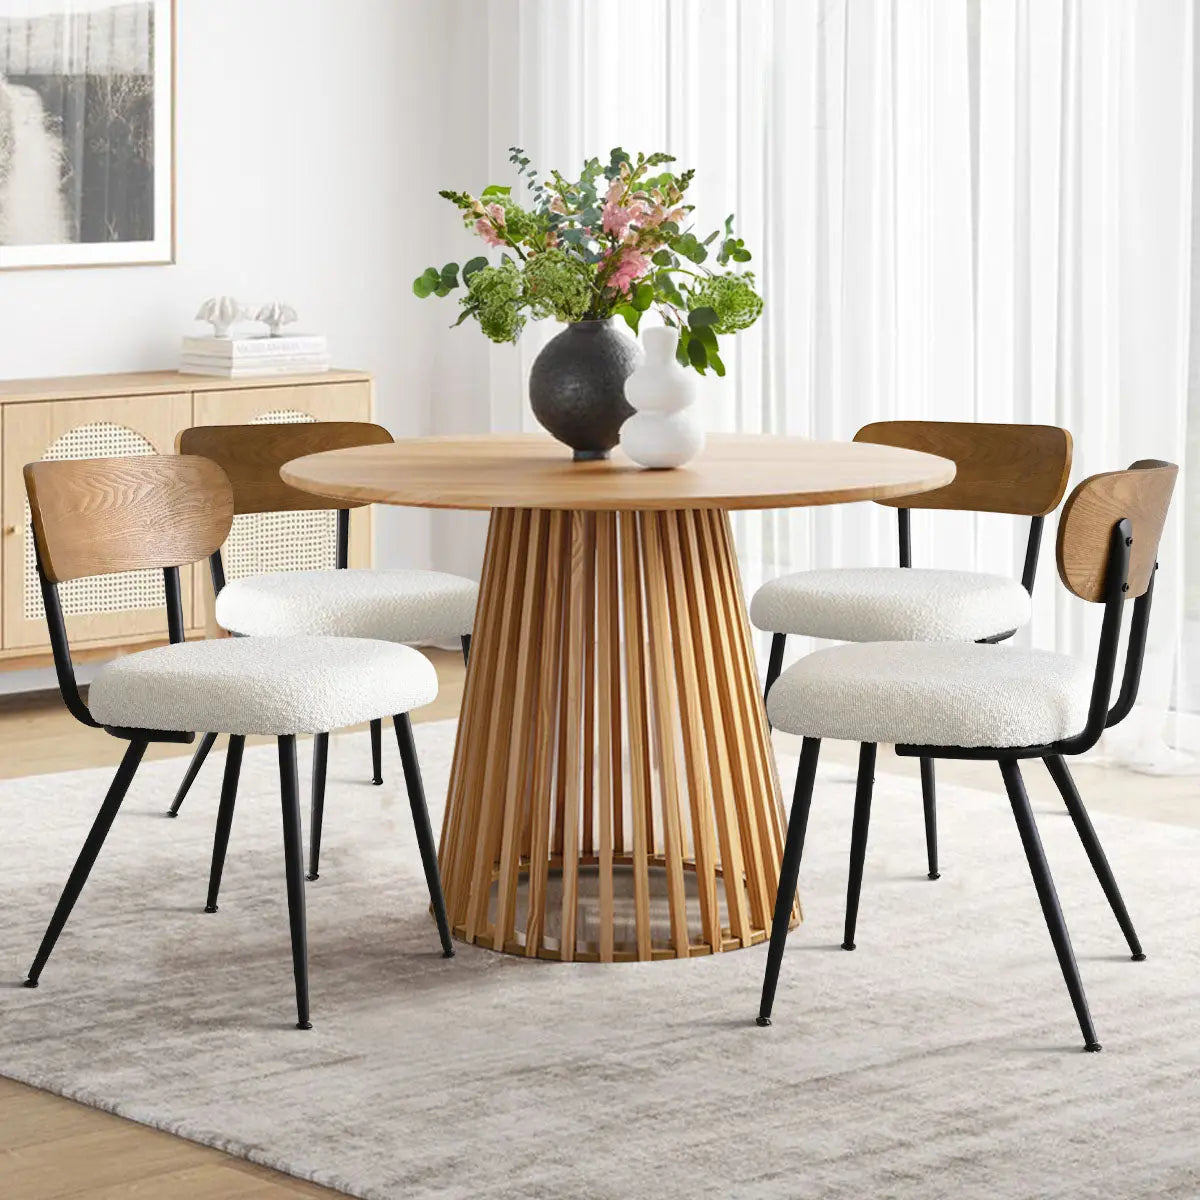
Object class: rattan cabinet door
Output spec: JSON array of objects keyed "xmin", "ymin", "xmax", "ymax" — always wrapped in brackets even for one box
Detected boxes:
[
  {"xmin": 2, "ymin": 394, "xmax": 194, "ymax": 651},
  {"xmin": 190, "ymin": 381, "xmax": 374, "ymax": 631}
]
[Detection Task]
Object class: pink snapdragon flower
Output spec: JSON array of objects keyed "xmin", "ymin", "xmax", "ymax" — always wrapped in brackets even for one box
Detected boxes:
[
  {"xmin": 605, "ymin": 247, "xmax": 651, "ymax": 295},
  {"xmin": 474, "ymin": 202, "xmax": 507, "ymax": 247},
  {"xmin": 601, "ymin": 178, "xmax": 650, "ymax": 239}
]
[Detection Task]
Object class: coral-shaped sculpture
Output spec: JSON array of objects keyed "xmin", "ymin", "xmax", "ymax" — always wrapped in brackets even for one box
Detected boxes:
[
  {"xmin": 195, "ymin": 296, "xmax": 250, "ymax": 339},
  {"xmin": 256, "ymin": 300, "xmax": 298, "ymax": 337}
]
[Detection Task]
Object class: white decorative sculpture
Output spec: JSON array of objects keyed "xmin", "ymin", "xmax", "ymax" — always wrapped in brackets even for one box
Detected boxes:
[
  {"xmin": 255, "ymin": 300, "xmax": 299, "ymax": 337},
  {"xmin": 195, "ymin": 296, "xmax": 250, "ymax": 339},
  {"xmin": 619, "ymin": 326, "xmax": 705, "ymax": 469}
]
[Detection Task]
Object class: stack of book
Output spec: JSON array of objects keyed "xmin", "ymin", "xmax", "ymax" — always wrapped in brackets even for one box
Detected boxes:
[{"xmin": 180, "ymin": 335, "xmax": 330, "ymax": 377}]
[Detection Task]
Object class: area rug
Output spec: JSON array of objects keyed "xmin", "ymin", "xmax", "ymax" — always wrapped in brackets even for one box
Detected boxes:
[{"xmin": 1, "ymin": 720, "xmax": 1197, "ymax": 1200}]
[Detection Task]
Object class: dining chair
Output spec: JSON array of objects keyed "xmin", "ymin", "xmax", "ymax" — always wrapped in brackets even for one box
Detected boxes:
[
  {"xmin": 170, "ymin": 421, "xmax": 477, "ymax": 882},
  {"xmin": 21, "ymin": 454, "xmax": 454, "ymax": 1030},
  {"xmin": 756, "ymin": 459, "xmax": 1177, "ymax": 1051},
  {"xmin": 751, "ymin": 421, "xmax": 1073, "ymax": 881}
]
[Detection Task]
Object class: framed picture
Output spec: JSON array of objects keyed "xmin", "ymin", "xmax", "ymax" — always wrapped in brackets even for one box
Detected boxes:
[{"xmin": 0, "ymin": 0, "xmax": 173, "ymax": 270}]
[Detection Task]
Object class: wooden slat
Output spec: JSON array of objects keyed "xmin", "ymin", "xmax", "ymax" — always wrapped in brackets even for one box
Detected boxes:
[
  {"xmin": 696, "ymin": 509, "xmax": 769, "ymax": 931},
  {"xmin": 677, "ymin": 509, "xmax": 751, "ymax": 943},
  {"xmin": 640, "ymin": 512, "xmax": 691, "ymax": 956},
  {"xmin": 559, "ymin": 512, "xmax": 588, "ymax": 961},
  {"xmin": 595, "ymin": 512, "xmax": 617, "ymax": 961},
  {"xmin": 525, "ymin": 510, "xmax": 568, "ymax": 957},
  {"xmin": 663, "ymin": 511, "xmax": 721, "ymax": 951},
  {"xmin": 582, "ymin": 514, "xmax": 597, "ymax": 858},
  {"xmin": 710, "ymin": 511, "xmax": 787, "ymax": 928},
  {"xmin": 619, "ymin": 511, "xmax": 653, "ymax": 959},
  {"xmin": 494, "ymin": 510, "xmax": 550, "ymax": 948},
  {"xmin": 464, "ymin": 508, "xmax": 527, "ymax": 940}
]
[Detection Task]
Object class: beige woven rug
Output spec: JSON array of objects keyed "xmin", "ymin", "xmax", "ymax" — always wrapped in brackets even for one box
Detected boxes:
[{"xmin": 1, "ymin": 720, "xmax": 1197, "ymax": 1199}]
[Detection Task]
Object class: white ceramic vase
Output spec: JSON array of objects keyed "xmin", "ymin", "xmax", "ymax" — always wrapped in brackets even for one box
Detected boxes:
[{"xmin": 619, "ymin": 326, "xmax": 705, "ymax": 469}]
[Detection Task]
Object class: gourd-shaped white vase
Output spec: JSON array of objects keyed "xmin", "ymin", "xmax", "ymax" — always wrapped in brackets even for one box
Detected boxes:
[{"xmin": 619, "ymin": 326, "xmax": 705, "ymax": 469}]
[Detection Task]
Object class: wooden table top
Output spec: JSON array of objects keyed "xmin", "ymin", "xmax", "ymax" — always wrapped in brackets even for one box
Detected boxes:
[{"xmin": 281, "ymin": 433, "xmax": 956, "ymax": 512}]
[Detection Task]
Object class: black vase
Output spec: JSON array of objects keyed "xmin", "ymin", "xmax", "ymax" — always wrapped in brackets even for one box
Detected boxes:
[{"xmin": 528, "ymin": 319, "xmax": 643, "ymax": 461}]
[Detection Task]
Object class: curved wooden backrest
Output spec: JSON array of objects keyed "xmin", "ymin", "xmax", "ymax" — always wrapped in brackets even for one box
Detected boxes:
[
  {"xmin": 177, "ymin": 421, "xmax": 394, "ymax": 514},
  {"xmin": 854, "ymin": 421, "xmax": 1073, "ymax": 515},
  {"xmin": 25, "ymin": 455, "xmax": 235, "ymax": 583},
  {"xmin": 1056, "ymin": 459, "xmax": 1178, "ymax": 602}
]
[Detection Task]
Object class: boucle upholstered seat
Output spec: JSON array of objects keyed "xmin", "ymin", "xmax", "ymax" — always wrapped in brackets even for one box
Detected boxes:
[
  {"xmin": 766, "ymin": 640, "xmax": 1091, "ymax": 749},
  {"xmin": 89, "ymin": 636, "xmax": 438, "ymax": 737},
  {"xmin": 215, "ymin": 568, "xmax": 478, "ymax": 643},
  {"xmin": 750, "ymin": 567, "xmax": 1031, "ymax": 643}
]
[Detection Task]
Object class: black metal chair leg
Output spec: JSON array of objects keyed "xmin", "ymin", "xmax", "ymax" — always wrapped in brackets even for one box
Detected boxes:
[
  {"xmin": 370, "ymin": 718, "xmax": 383, "ymax": 786},
  {"xmin": 1044, "ymin": 754, "xmax": 1145, "ymax": 961},
  {"xmin": 167, "ymin": 731, "xmax": 218, "ymax": 817},
  {"xmin": 920, "ymin": 756, "xmax": 940, "ymax": 880},
  {"xmin": 392, "ymin": 713, "xmax": 454, "ymax": 957},
  {"xmin": 764, "ymin": 632, "xmax": 786, "ymax": 713},
  {"xmin": 25, "ymin": 739, "xmax": 148, "ymax": 988},
  {"xmin": 205, "ymin": 735, "xmax": 245, "ymax": 912},
  {"xmin": 843, "ymin": 743, "xmax": 876, "ymax": 951},
  {"xmin": 1000, "ymin": 759, "xmax": 1101, "ymax": 1052},
  {"xmin": 278, "ymin": 736, "xmax": 312, "ymax": 1030},
  {"xmin": 307, "ymin": 732, "xmax": 329, "ymax": 881},
  {"xmin": 461, "ymin": 634, "xmax": 471, "ymax": 665},
  {"xmin": 757, "ymin": 736, "xmax": 821, "ymax": 1026}
]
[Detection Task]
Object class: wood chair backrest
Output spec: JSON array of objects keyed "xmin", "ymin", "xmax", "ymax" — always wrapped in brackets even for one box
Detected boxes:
[
  {"xmin": 1056, "ymin": 460, "xmax": 1178, "ymax": 602},
  {"xmin": 25, "ymin": 455, "xmax": 235, "ymax": 584},
  {"xmin": 854, "ymin": 421, "xmax": 1073, "ymax": 516},
  {"xmin": 176, "ymin": 422, "xmax": 394, "ymax": 515}
]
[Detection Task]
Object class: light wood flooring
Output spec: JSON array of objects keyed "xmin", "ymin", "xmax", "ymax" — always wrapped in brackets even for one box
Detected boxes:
[{"xmin": 1, "ymin": 646, "xmax": 1194, "ymax": 1198}]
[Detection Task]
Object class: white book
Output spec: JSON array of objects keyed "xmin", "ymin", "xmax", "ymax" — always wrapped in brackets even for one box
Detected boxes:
[
  {"xmin": 179, "ymin": 359, "xmax": 331, "ymax": 378},
  {"xmin": 182, "ymin": 352, "xmax": 330, "ymax": 367},
  {"xmin": 181, "ymin": 335, "xmax": 328, "ymax": 359}
]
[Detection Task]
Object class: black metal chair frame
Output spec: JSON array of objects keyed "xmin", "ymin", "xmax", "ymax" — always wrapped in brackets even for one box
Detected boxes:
[
  {"xmin": 758, "ymin": 518, "xmax": 1151, "ymax": 1052},
  {"xmin": 167, "ymin": 507, "xmax": 471, "ymax": 883},
  {"xmin": 762, "ymin": 508, "xmax": 1045, "ymax": 884},
  {"xmin": 24, "ymin": 539, "xmax": 454, "ymax": 1030}
]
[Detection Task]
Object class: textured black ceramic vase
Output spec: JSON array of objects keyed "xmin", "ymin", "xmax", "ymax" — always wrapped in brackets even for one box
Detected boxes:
[{"xmin": 528, "ymin": 319, "xmax": 643, "ymax": 461}]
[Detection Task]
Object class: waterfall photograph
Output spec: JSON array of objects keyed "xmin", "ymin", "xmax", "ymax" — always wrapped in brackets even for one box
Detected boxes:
[{"xmin": 0, "ymin": 0, "xmax": 172, "ymax": 269}]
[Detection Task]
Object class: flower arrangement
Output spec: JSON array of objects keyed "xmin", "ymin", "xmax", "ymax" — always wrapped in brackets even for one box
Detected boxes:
[{"xmin": 413, "ymin": 148, "xmax": 763, "ymax": 375}]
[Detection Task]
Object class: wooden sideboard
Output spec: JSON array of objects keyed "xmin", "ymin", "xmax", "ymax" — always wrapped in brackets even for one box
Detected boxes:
[{"xmin": 0, "ymin": 368, "xmax": 374, "ymax": 671}]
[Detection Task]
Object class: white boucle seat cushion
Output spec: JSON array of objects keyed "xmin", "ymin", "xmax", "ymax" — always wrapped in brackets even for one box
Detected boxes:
[
  {"xmin": 750, "ymin": 568, "xmax": 1031, "ymax": 642},
  {"xmin": 215, "ymin": 569, "xmax": 478, "ymax": 642},
  {"xmin": 88, "ymin": 636, "xmax": 438, "ymax": 737},
  {"xmin": 766, "ymin": 641, "xmax": 1092, "ymax": 749}
]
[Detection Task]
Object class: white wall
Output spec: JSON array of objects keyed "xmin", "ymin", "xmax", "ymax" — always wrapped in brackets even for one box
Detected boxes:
[{"xmin": 0, "ymin": 0, "xmax": 455, "ymax": 572}]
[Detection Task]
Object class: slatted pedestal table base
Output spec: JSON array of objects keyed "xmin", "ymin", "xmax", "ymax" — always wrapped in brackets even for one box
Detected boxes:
[
  {"xmin": 440, "ymin": 506, "xmax": 790, "ymax": 961},
  {"xmin": 280, "ymin": 432, "xmax": 956, "ymax": 963}
]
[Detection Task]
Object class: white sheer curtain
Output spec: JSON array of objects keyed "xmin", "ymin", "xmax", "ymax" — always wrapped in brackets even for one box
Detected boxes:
[{"xmin": 454, "ymin": 0, "xmax": 1194, "ymax": 767}]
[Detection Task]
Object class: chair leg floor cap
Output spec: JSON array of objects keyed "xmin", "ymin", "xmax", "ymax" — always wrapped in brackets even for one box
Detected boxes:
[
  {"xmin": 204, "ymin": 905, "xmax": 218, "ymax": 914},
  {"xmin": 372, "ymin": 777, "xmax": 383, "ymax": 786},
  {"xmin": 22, "ymin": 978, "xmax": 38, "ymax": 989},
  {"xmin": 296, "ymin": 1021, "xmax": 313, "ymax": 1030},
  {"xmin": 1132, "ymin": 953, "xmax": 1147, "ymax": 961},
  {"xmin": 928, "ymin": 872, "xmax": 941, "ymax": 881},
  {"xmin": 841, "ymin": 942, "xmax": 856, "ymax": 951},
  {"xmin": 306, "ymin": 874, "xmax": 319, "ymax": 882},
  {"xmin": 1085, "ymin": 1042, "xmax": 1102, "ymax": 1053},
  {"xmin": 755, "ymin": 1016, "xmax": 772, "ymax": 1027}
]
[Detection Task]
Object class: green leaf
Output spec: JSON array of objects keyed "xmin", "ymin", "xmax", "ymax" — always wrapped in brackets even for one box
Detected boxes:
[
  {"xmin": 652, "ymin": 249, "xmax": 673, "ymax": 267},
  {"xmin": 708, "ymin": 349, "xmax": 726, "ymax": 377},
  {"xmin": 616, "ymin": 304, "xmax": 641, "ymax": 334},
  {"xmin": 412, "ymin": 267, "xmax": 440, "ymax": 298},
  {"xmin": 694, "ymin": 324, "xmax": 718, "ymax": 352},
  {"xmin": 689, "ymin": 306, "xmax": 720, "ymax": 329},
  {"xmin": 462, "ymin": 256, "xmax": 488, "ymax": 282},
  {"xmin": 451, "ymin": 306, "xmax": 477, "ymax": 327},
  {"xmin": 440, "ymin": 263, "xmax": 459, "ymax": 289},
  {"xmin": 687, "ymin": 336, "xmax": 708, "ymax": 372},
  {"xmin": 632, "ymin": 282, "xmax": 654, "ymax": 312},
  {"xmin": 733, "ymin": 248, "xmax": 752, "ymax": 262},
  {"xmin": 481, "ymin": 184, "xmax": 512, "ymax": 198},
  {"xmin": 434, "ymin": 283, "xmax": 452, "ymax": 297},
  {"xmin": 675, "ymin": 329, "xmax": 691, "ymax": 368}
]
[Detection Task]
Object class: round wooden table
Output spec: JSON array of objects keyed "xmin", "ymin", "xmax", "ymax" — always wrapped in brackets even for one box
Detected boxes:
[{"xmin": 283, "ymin": 434, "xmax": 954, "ymax": 963}]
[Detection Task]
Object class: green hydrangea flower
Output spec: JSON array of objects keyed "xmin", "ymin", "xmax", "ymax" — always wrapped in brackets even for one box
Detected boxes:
[
  {"xmin": 494, "ymin": 198, "xmax": 542, "ymax": 245},
  {"xmin": 690, "ymin": 272, "xmax": 763, "ymax": 334},
  {"xmin": 523, "ymin": 249, "xmax": 593, "ymax": 323},
  {"xmin": 465, "ymin": 262, "xmax": 526, "ymax": 343}
]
